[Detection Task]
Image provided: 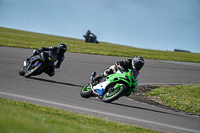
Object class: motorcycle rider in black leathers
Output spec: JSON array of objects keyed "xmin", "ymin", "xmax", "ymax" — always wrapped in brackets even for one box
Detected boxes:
[
  {"xmin": 90, "ymin": 56, "xmax": 145, "ymax": 96},
  {"xmin": 28, "ymin": 43, "xmax": 67, "ymax": 77},
  {"xmin": 83, "ymin": 30, "xmax": 97, "ymax": 43}
]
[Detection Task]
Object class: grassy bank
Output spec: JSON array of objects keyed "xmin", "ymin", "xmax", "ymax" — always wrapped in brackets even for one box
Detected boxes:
[
  {"xmin": 0, "ymin": 98, "xmax": 159, "ymax": 133},
  {"xmin": 145, "ymin": 84, "xmax": 200, "ymax": 115},
  {"xmin": 1, "ymin": 27, "xmax": 200, "ymax": 63}
]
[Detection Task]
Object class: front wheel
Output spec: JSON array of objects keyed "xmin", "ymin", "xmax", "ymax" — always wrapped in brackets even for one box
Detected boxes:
[
  {"xmin": 19, "ymin": 66, "xmax": 25, "ymax": 76},
  {"xmin": 102, "ymin": 84, "xmax": 126, "ymax": 103},
  {"xmin": 24, "ymin": 62, "xmax": 43, "ymax": 78},
  {"xmin": 80, "ymin": 84, "xmax": 93, "ymax": 98}
]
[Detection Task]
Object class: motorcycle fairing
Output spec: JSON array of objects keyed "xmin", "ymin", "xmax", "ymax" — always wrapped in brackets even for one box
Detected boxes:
[
  {"xmin": 92, "ymin": 69, "xmax": 138, "ymax": 97},
  {"xmin": 20, "ymin": 55, "xmax": 40, "ymax": 73},
  {"xmin": 29, "ymin": 55, "xmax": 41, "ymax": 63},
  {"xmin": 93, "ymin": 81, "xmax": 110, "ymax": 96}
]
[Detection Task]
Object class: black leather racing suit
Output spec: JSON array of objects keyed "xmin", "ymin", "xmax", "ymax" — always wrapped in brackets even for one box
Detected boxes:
[
  {"xmin": 33, "ymin": 46, "xmax": 65, "ymax": 76},
  {"xmin": 94, "ymin": 59, "xmax": 140, "ymax": 82}
]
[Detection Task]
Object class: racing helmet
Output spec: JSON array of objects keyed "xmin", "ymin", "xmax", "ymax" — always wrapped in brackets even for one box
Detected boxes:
[
  {"xmin": 57, "ymin": 43, "xmax": 67, "ymax": 55},
  {"xmin": 132, "ymin": 56, "xmax": 145, "ymax": 71}
]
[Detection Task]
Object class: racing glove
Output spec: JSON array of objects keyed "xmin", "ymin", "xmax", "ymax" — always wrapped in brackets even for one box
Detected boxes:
[{"xmin": 117, "ymin": 65, "xmax": 125, "ymax": 71}]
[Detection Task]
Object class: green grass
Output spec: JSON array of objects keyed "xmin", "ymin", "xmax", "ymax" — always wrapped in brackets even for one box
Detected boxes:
[
  {"xmin": 0, "ymin": 98, "xmax": 159, "ymax": 133},
  {"xmin": 1, "ymin": 27, "xmax": 200, "ymax": 63},
  {"xmin": 145, "ymin": 84, "xmax": 200, "ymax": 115}
]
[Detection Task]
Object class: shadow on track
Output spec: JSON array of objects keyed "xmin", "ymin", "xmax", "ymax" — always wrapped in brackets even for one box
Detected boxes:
[
  {"xmin": 30, "ymin": 77, "xmax": 83, "ymax": 87},
  {"xmin": 110, "ymin": 102, "xmax": 193, "ymax": 118}
]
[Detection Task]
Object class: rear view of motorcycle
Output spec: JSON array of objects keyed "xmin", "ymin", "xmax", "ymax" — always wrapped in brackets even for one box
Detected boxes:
[
  {"xmin": 80, "ymin": 69, "xmax": 138, "ymax": 103},
  {"xmin": 19, "ymin": 51, "xmax": 56, "ymax": 78}
]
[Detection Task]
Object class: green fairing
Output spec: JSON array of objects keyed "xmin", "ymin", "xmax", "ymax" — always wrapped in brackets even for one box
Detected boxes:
[
  {"xmin": 107, "ymin": 69, "xmax": 138, "ymax": 96},
  {"xmin": 80, "ymin": 69, "xmax": 138, "ymax": 103}
]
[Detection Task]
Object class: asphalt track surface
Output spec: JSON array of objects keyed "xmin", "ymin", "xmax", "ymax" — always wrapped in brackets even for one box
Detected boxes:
[{"xmin": 0, "ymin": 46, "xmax": 200, "ymax": 133}]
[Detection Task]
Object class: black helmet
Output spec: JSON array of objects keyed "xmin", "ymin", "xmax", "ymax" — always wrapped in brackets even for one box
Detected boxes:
[
  {"xmin": 57, "ymin": 43, "xmax": 67, "ymax": 54},
  {"xmin": 132, "ymin": 56, "xmax": 145, "ymax": 71}
]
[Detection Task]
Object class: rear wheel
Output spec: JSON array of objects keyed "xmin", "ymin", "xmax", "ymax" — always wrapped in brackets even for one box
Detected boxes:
[
  {"xmin": 80, "ymin": 84, "xmax": 93, "ymax": 98},
  {"xmin": 102, "ymin": 84, "xmax": 126, "ymax": 103},
  {"xmin": 24, "ymin": 62, "xmax": 43, "ymax": 78}
]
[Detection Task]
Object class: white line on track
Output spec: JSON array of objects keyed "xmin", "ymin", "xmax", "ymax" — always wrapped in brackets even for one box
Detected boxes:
[
  {"xmin": 0, "ymin": 91, "xmax": 199, "ymax": 133},
  {"xmin": 159, "ymin": 60, "xmax": 200, "ymax": 68},
  {"xmin": 138, "ymin": 83, "xmax": 187, "ymax": 85}
]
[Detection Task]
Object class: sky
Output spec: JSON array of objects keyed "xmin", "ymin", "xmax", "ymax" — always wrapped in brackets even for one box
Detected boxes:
[{"xmin": 0, "ymin": 0, "xmax": 200, "ymax": 53}]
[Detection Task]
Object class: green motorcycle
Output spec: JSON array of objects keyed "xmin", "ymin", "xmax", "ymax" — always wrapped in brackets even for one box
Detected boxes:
[{"xmin": 80, "ymin": 69, "xmax": 138, "ymax": 103}]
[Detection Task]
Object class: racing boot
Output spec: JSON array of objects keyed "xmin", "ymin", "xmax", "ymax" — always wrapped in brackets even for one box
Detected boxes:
[
  {"xmin": 93, "ymin": 72, "xmax": 105, "ymax": 84},
  {"xmin": 89, "ymin": 71, "xmax": 97, "ymax": 84}
]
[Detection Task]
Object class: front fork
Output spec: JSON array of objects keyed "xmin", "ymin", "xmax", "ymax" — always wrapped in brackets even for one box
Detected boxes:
[{"xmin": 89, "ymin": 84, "xmax": 102, "ymax": 99}]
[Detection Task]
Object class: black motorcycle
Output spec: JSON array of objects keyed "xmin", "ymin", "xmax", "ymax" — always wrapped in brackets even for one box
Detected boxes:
[
  {"xmin": 19, "ymin": 51, "xmax": 57, "ymax": 78},
  {"xmin": 83, "ymin": 34, "xmax": 99, "ymax": 43}
]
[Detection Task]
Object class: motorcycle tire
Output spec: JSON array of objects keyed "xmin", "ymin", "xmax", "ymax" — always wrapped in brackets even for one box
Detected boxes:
[
  {"xmin": 19, "ymin": 67, "xmax": 25, "ymax": 76},
  {"xmin": 80, "ymin": 84, "xmax": 93, "ymax": 98},
  {"xmin": 24, "ymin": 63, "xmax": 43, "ymax": 78},
  {"xmin": 102, "ymin": 85, "xmax": 126, "ymax": 103}
]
